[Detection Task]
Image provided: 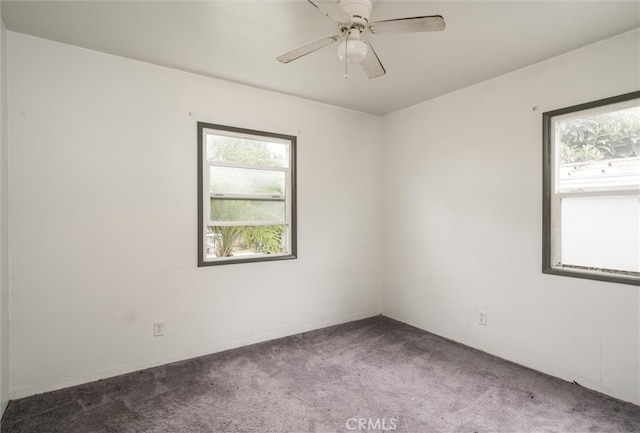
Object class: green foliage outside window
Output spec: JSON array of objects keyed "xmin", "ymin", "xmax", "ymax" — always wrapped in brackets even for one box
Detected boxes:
[
  {"xmin": 558, "ymin": 107, "xmax": 640, "ymax": 164},
  {"xmin": 207, "ymin": 136, "xmax": 287, "ymax": 167}
]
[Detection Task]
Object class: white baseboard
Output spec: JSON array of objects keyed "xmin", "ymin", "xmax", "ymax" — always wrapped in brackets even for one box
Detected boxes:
[
  {"xmin": 1, "ymin": 393, "xmax": 8, "ymax": 418},
  {"xmin": 382, "ymin": 310, "xmax": 640, "ymax": 406},
  {"xmin": 9, "ymin": 310, "xmax": 381, "ymax": 401}
]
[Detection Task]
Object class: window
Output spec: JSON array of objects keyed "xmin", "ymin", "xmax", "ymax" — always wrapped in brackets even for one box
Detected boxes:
[
  {"xmin": 197, "ymin": 122, "xmax": 297, "ymax": 266},
  {"xmin": 543, "ymin": 91, "xmax": 640, "ymax": 285}
]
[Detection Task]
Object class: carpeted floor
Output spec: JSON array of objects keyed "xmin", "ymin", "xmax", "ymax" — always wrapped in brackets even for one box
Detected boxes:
[{"xmin": 2, "ymin": 316, "xmax": 639, "ymax": 432}]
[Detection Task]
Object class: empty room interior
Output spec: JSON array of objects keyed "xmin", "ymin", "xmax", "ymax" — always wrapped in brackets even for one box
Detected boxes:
[{"xmin": 0, "ymin": 0, "xmax": 639, "ymax": 432}]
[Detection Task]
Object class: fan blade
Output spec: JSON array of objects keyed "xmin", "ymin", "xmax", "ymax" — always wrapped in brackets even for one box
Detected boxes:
[
  {"xmin": 361, "ymin": 40, "xmax": 386, "ymax": 79},
  {"xmin": 368, "ymin": 15, "xmax": 445, "ymax": 34},
  {"xmin": 277, "ymin": 33, "xmax": 343, "ymax": 64},
  {"xmin": 307, "ymin": 0, "xmax": 351, "ymax": 24}
]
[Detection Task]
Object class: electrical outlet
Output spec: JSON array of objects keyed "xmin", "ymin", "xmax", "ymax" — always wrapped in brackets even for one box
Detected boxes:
[
  {"xmin": 154, "ymin": 321, "xmax": 165, "ymax": 337},
  {"xmin": 478, "ymin": 311, "xmax": 488, "ymax": 326}
]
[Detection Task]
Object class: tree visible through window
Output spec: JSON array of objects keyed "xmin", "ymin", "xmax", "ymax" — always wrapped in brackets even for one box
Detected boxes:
[
  {"xmin": 543, "ymin": 91, "xmax": 640, "ymax": 285},
  {"xmin": 198, "ymin": 123, "xmax": 297, "ymax": 266}
]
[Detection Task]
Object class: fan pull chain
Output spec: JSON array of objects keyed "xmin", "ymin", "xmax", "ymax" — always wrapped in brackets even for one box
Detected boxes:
[{"xmin": 344, "ymin": 37, "xmax": 349, "ymax": 79}]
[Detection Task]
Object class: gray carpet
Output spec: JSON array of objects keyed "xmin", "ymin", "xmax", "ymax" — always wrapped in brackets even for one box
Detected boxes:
[{"xmin": 2, "ymin": 316, "xmax": 639, "ymax": 432}]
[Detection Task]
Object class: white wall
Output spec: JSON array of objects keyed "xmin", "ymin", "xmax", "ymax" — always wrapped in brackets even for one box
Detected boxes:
[
  {"xmin": 0, "ymin": 3, "xmax": 10, "ymax": 415},
  {"xmin": 6, "ymin": 32, "xmax": 383, "ymax": 398},
  {"xmin": 382, "ymin": 29, "xmax": 640, "ymax": 404}
]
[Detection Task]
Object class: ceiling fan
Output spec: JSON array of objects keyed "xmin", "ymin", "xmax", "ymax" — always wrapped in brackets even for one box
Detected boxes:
[{"xmin": 276, "ymin": 0, "xmax": 446, "ymax": 79}]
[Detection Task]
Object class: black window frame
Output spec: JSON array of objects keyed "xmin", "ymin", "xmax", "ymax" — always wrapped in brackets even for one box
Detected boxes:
[
  {"xmin": 197, "ymin": 122, "xmax": 297, "ymax": 267},
  {"xmin": 542, "ymin": 91, "xmax": 640, "ymax": 286}
]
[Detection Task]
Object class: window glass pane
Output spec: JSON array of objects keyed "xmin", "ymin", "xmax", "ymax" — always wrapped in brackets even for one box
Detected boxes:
[
  {"xmin": 560, "ymin": 195, "xmax": 639, "ymax": 273},
  {"xmin": 556, "ymin": 106, "xmax": 640, "ymax": 192},
  {"xmin": 210, "ymin": 166, "xmax": 285, "ymax": 196},
  {"xmin": 210, "ymin": 199, "xmax": 285, "ymax": 222},
  {"xmin": 206, "ymin": 133, "xmax": 288, "ymax": 168},
  {"xmin": 205, "ymin": 225, "xmax": 287, "ymax": 259}
]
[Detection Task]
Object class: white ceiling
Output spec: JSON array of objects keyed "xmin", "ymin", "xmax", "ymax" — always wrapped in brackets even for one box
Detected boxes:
[{"xmin": 2, "ymin": 0, "xmax": 639, "ymax": 115}]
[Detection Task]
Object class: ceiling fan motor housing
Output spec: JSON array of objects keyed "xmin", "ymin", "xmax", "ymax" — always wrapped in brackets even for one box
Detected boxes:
[{"xmin": 339, "ymin": 0, "xmax": 372, "ymax": 28}]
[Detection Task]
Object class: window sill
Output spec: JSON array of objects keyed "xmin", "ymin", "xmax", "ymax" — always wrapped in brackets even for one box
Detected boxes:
[
  {"xmin": 543, "ymin": 266, "xmax": 640, "ymax": 286},
  {"xmin": 198, "ymin": 253, "xmax": 297, "ymax": 267}
]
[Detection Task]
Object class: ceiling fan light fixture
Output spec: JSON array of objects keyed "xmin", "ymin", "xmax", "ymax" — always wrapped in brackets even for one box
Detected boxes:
[
  {"xmin": 337, "ymin": 39, "xmax": 368, "ymax": 63},
  {"xmin": 277, "ymin": 0, "xmax": 446, "ymax": 79}
]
